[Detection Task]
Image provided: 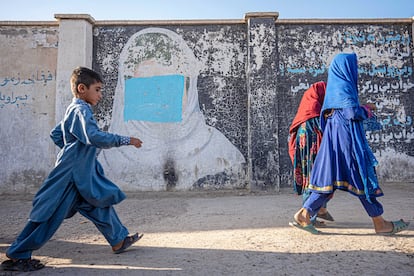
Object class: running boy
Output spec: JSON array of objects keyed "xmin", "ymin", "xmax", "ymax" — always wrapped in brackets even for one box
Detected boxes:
[{"xmin": 2, "ymin": 67, "xmax": 143, "ymax": 272}]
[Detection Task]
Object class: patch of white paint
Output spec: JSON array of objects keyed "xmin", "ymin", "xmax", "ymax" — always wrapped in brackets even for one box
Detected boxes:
[
  {"xmin": 375, "ymin": 148, "xmax": 414, "ymax": 181},
  {"xmin": 102, "ymin": 54, "xmax": 115, "ymax": 73},
  {"xmin": 31, "ymin": 34, "xmax": 57, "ymax": 48},
  {"xmin": 251, "ymin": 24, "xmax": 273, "ymax": 71},
  {"xmin": 194, "ymin": 28, "xmax": 244, "ymax": 77}
]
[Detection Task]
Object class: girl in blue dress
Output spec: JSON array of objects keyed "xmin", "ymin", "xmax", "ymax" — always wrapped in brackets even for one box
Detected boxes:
[{"xmin": 290, "ymin": 53, "xmax": 409, "ymax": 235}]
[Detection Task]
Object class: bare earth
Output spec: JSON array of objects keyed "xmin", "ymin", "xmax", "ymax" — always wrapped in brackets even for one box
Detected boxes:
[{"xmin": 0, "ymin": 182, "xmax": 413, "ymax": 276}]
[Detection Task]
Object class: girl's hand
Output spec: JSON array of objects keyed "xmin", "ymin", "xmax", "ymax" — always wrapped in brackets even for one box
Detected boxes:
[{"xmin": 364, "ymin": 103, "xmax": 376, "ymax": 111}]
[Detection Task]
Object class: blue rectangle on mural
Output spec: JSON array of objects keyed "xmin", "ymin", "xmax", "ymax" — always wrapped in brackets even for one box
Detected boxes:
[{"xmin": 124, "ymin": 74, "xmax": 184, "ymax": 123}]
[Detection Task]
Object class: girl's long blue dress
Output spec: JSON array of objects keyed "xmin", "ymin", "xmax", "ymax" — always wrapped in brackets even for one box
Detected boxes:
[{"xmin": 308, "ymin": 53, "xmax": 383, "ymax": 200}]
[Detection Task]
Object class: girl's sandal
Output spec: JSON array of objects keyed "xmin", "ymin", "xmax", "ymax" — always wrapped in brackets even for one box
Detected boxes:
[
  {"xmin": 377, "ymin": 219, "xmax": 410, "ymax": 236},
  {"xmin": 289, "ymin": 218, "xmax": 321, "ymax": 235},
  {"xmin": 312, "ymin": 219, "xmax": 327, "ymax": 228},
  {"xmin": 317, "ymin": 211, "xmax": 335, "ymax": 222},
  {"xmin": 113, "ymin": 232, "xmax": 144, "ymax": 254}
]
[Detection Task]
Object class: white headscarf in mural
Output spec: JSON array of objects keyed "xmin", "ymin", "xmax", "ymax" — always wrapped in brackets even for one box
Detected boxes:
[{"xmin": 99, "ymin": 28, "xmax": 245, "ymax": 191}]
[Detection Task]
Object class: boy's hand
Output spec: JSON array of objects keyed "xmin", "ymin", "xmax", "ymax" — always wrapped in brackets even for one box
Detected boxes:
[{"xmin": 130, "ymin": 137, "xmax": 143, "ymax": 148}]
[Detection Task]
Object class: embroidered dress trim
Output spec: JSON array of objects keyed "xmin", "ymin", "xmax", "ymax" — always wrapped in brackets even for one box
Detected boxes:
[{"xmin": 309, "ymin": 181, "xmax": 365, "ymax": 195}]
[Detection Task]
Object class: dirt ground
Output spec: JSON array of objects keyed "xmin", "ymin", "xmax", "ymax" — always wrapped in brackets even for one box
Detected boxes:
[{"xmin": 0, "ymin": 182, "xmax": 413, "ymax": 276}]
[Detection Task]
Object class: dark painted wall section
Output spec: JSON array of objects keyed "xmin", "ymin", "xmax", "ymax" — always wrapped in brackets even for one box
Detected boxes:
[
  {"xmin": 276, "ymin": 23, "xmax": 413, "ymax": 183},
  {"xmin": 92, "ymin": 24, "xmax": 249, "ymax": 190},
  {"xmin": 92, "ymin": 25, "xmax": 248, "ymax": 157},
  {"xmin": 92, "ymin": 20, "xmax": 413, "ymax": 191},
  {"xmin": 246, "ymin": 16, "xmax": 279, "ymax": 190}
]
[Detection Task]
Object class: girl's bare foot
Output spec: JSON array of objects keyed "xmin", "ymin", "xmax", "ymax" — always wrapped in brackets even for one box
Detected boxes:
[
  {"xmin": 372, "ymin": 216, "xmax": 393, "ymax": 233},
  {"xmin": 294, "ymin": 208, "xmax": 311, "ymax": 226},
  {"xmin": 317, "ymin": 207, "xmax": 328, "ymax": 216}
]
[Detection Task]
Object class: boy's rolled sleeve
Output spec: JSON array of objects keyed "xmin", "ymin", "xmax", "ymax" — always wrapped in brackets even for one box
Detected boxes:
[{"xmin": 119, "ymin": 136, "xmax": 130, "ymax": 146}]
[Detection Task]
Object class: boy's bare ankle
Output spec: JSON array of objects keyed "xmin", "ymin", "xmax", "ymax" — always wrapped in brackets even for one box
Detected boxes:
[{"xmin": 112, "ymin": 240, "xmax": 123, "ymax": 251}]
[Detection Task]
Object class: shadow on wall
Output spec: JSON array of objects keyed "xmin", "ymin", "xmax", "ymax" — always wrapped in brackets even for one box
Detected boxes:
[{"xmin": 99, "ymin": 28, "xmax": 246, "ymax": 192}]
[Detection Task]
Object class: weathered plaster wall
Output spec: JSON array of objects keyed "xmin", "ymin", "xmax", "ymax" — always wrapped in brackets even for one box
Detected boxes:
[
  {"xmin": 0, "ymin": 24, "xmax": 58, "ymax": 193},
  {"xmin": 246, "ymin": 15, "xmax": 279, "ymax": 190},
  {"xmin": 0, "ymin": 15, "xmax": 412, "ymax": 194}
]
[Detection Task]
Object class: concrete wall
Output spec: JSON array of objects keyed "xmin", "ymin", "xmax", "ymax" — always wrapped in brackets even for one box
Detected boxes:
[
  {"xmin": 0, "ymin": 22, "xmax": 58, "ymax": 193},
  {"xmin": 0, "ymin": 14, "xmax": 413, "ymax": 194}
]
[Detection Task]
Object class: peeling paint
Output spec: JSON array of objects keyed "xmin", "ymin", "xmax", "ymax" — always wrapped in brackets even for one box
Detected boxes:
[{"xmin": 375, "ymin": 148, "xmax": 414, "ymax": 181}]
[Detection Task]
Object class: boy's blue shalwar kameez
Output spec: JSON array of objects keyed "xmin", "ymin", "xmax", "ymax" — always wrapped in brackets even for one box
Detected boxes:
[
  {"xmin": 304, "ymin": 53, "xmax": 384, "ymax": 218},
  {"xmin": 7, "ymin": 98, "xmax": 131, "ymax": 259}
]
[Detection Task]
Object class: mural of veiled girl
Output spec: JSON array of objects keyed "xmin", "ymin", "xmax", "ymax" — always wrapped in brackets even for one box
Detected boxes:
[{"xmin": 99, "ymin": 27, "xmax": 246, "ymax": 191}]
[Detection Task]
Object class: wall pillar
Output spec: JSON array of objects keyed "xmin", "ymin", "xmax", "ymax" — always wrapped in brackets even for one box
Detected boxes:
[
  {"xmin": 54, "ymin": 14, "xmax": 95, "ymax": 122},
  {"xmin": 245, "ymin": 12, "xmax": 280, "ymax": 191},
  {"xmin": 412, "ymin": 16, "xmax": 414, "ymax": 65}
]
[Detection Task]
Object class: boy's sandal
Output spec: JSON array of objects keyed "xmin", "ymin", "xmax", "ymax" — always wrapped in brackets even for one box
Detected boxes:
[
  {"xmin": 377, "ymin": 219, "xmax": 410, "ymax": 236},
  {"xmin": 1, "ymin": 258, "xmax": 45, "ymax": 272},
  {"xmin": 113, "ymin": 232, "xmax": 144, "ymax": 254}
]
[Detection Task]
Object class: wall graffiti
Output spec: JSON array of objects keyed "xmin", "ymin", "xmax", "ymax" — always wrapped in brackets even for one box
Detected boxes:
[
  {"xmin": 0, "ymin": 92, "xmax": 29, "ymax": 108},
  {"xmin": 98, "ymin": 27, "xmax": 246, "ymax": 191},
  {"xmin": 0, "ymin": 70, "xmax": 55, "ymax": 108},
  {"xmin": 0, "ymin": 71, "xmax": 55, "ymax": 87}
]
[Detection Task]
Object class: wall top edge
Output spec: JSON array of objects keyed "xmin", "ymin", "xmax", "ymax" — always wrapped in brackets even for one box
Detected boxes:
[
  {"xmin": 276, "ymin": 18, "xmax": 413, "ymax": 24},
  {"xmin": 0, "ymin": 21, "xmax": 59, "ymax": 26},
  {"xmin": 54, "ymin": 14, "xmax": 95, "ymax": 24},
  {"xmin": 93, "ymin": 17, "xmax": 413, "ymax": 26},
  {"xmin": 94, "ymin": 19, "xmax": 245, "ymax": 26},
  {"xmin": 245, "ymin": 12, "xmax": 279, "ymax": 19},
  {"xmin": 0, "ymin": 16, "xmax": 412, "ymax": 27}
]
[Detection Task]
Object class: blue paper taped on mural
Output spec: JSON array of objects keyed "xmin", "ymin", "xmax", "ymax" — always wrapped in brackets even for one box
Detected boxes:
[{"xmin": 124, "ymin": 74, "xmax": 184, "ymax": 123}]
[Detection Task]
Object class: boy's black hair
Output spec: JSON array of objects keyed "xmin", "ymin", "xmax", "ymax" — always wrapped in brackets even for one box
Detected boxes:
[{"xmin": 70, "ymin": 67, "xmax": 103, "ymax": 95}]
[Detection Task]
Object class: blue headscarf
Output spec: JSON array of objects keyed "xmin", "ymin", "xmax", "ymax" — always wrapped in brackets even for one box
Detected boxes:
[
  {"xmin": 321, "ymin": 52, "xmax": 380, "ymax": 201},
  {"xmin": 321, "ymin": 53, "xmax": 360, "ymax": 129}
]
